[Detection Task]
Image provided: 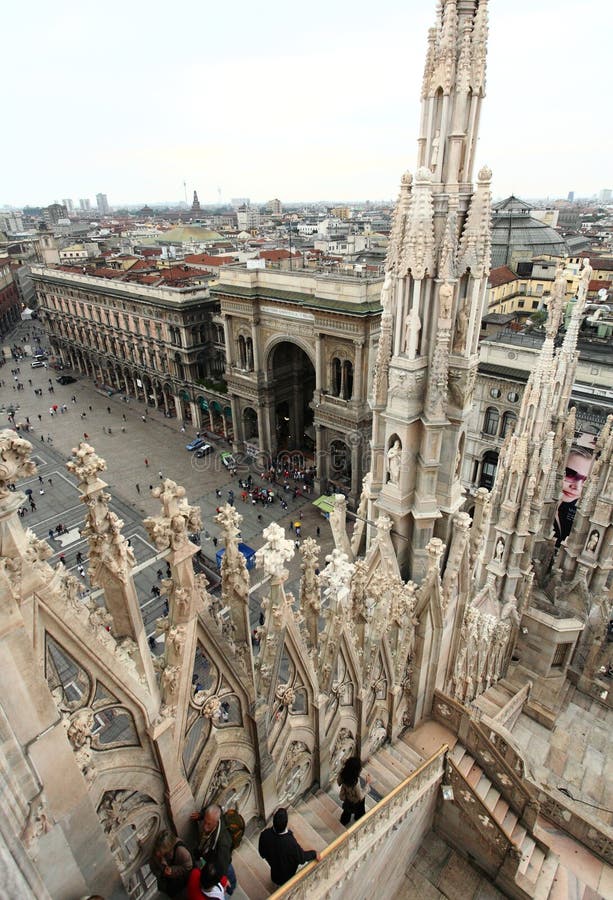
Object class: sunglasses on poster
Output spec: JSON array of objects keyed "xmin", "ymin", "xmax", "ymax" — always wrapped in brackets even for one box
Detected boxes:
[{"xmin": 565, "ymin": 467, "xmax": 588, "ymax": 482}]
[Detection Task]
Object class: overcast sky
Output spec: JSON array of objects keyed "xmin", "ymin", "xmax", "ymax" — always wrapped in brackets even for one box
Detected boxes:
[{"xmin": 3, "ymin": 0, "xmax": 611, "ymax": 207}]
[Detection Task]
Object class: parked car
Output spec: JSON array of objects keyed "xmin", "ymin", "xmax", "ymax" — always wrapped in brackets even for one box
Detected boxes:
[
  {"xmin": 56, "ymin": 375, "xmax": 77, "ymax": 385},
  {"xmin": 220, "ymin": 451, "xmax": 237, "ymax": 469},
  {"xmin": 31, "ymin": 360, "xmax": 46, "ymax": 368},
  {"xmin": 195, "ymin": 444, "xmax": 214, "ymax": 458},
  {"xmin": 186, "ymin": 437, "xmax": 207, "ymax": 452}
]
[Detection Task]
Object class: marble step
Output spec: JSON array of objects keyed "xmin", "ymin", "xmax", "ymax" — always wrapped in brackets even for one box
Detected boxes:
[
  {"xmin": 510, "ymin": 820, "xmax": 527, "ymax": 849},
  {"xmin": 532, "ymin": 852, "xmax": 559, "ymax": 900},
  {"xmin": 299, "ymin": 792, "xmax": 344, "ymax": 845},
  {"xmin": 457, "ymin": 750, "xmax": 475, "ymax": 778},
  {"xmin": 232, "ymin": 836, "xmax": 273, "ymax": 900},
  {"xmin": 376, "ymin": 746, "xmax": 414, "ymax": 780},
  {"xmin": 475, "ymin": 773, "xmax": 492, "ymax": 801},
  {"xmin": 517, "ymin": 835, "xmax": 536, "ymax": 876},
  {"xmin": 523, "ymin": 844, "xmax": 545, "ymax": 883},
  {"xmin": 473, "ymin": 696, "xmax": 501, "ymax": 718},
  {"xmin": 449, "ymin": 743, "xmax": 467, "ymax": 766},
  {"xmin": 492, "ymin": 796, "xmax": 510, "ymax": 823},
  {"xmin": 287, "ymin": 807, "xmax": 328, "ymax": 854},
  {"xmin": 364, "ymin": 754, "xmax": 401, "ymax": 794},
  {"xmin": 386, "ymin": 737, "xmax": 424, "ymax": 770},
  {"xmin": 484, "ymin": 786, "xmax": 501, "ymax": 810},
  {"xmin": 466, "ymin": 762, "xmax": 484, "ymax": 788}
]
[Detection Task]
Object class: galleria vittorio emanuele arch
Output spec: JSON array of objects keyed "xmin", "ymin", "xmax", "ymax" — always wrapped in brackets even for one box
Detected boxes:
[{"xmin": 1, "ymin": 2, "xmax": 612, "ymax": 898}]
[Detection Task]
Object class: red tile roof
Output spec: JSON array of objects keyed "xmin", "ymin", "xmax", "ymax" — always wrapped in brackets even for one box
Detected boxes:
[
  {"xmin": 159, "ymin": 266, "xmax": 210, "ymax": 282},
  {"xmin": 184, "ymin": 253, "xmax": 235, "ymax": 267},
  {"xmin": 488, "ymin": 265, "xmax": 517, "ymax": 288},
  {"xmin": 259, "ymin": 249, "xmax": 301, "ymax": 261},
  {"xmin": 588, "ymin": 279, "xmax": 611, "ymax": 291}
]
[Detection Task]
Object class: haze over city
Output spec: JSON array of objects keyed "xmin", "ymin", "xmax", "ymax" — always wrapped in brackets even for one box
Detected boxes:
[{"xmin": 3, "ymin": 0, "xmax": 611, "ymax": 207}]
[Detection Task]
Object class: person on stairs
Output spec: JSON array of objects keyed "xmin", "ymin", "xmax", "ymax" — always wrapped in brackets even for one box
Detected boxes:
[
  {"xmin": 258, "ymin": 807, "xmax": 320, "ymax": 887},
  {"xmin": 337, "ymin": 756, "xmax": 371, "ymax": 826},
  {"xmin": 190, "ymin": 804, "xmax": 236, "ymax": 895},
  {"xmin": 149, "ymin": 829, "xmax": 193, "ymax": 897},
  {"xmin": 186, "ymin": 861, "xmax": 227, "ymax": 900}
]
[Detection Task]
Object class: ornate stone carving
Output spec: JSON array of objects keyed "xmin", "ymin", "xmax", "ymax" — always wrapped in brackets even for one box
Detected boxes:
[
  {"xmin": 21, "ymin": 789, "xmax": 52, "ymax": 850},
  {"xmin": 0, "ymin": 431, "xmax": 36, "ymax": 498},
  {"xmin": 400, "ymin": 167, "xmax": 436, "ymax": 280},
  {"xmin": 255, "ymin": 522, "xmax": 295, "ymax": 579},
  {"xmin": 144, "ymin": 479, "xmax": 202, "ymax": 553},
  {"xmin": 66, "ymin": 441, "xmax": 106, "ymax": 487}
]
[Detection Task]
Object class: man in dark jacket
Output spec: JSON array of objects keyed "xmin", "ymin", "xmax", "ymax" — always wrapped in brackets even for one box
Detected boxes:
[
  {"xmin": 258, "ymin": 807, "xmax": 320, "ymax": 887},
  {"xmin": 191, "ymin": 804, "xmax": 236, "ymax": 895}
]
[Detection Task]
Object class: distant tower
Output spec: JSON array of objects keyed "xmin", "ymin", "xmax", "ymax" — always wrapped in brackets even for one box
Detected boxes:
[
  {"xmin": 367, "ymin": 0, "xmax": 492, "ymax": 581},
  {"xmin": 191, "ymin": 190, "xmax": 201, "ymax": 212},
  {"xmin": 96, "ymin": 193, "xmax": 109, "ymax": 215}
]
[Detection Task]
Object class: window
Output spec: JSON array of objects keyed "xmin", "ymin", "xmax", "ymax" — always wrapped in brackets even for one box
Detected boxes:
[
  {"xmin": 480, "ymin": 451, "xmax": 499, "ymax": 490},
  {"xmin": 501, "ymin": 411, "xmax": 517, "ymax": 437},
  {"xmin": 518, "ymin": 300, "xmax": 525, "ymax": 308},
  {"xmin": 507, "ymin": 391, "xmax": 520, "ymax": 403},
  {"xmin": 490, "ymin": 388, "xmax": 502, "ymax": 399},
  {"xmin": 483, "ymin": 407, "xmax": 500, "ymax": 436},
  {"xmin": 551, "ymin": 643, "xmax": 573, "ymax": 668}
]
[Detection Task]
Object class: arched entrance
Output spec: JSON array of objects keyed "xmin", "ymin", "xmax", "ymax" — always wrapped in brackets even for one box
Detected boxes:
[{"xmin": 268, "ymin": 342, "xmax": 315, "ymax": 453}]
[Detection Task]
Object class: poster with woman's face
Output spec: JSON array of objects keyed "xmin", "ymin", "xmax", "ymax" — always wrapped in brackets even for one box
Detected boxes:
[{"xmin": 554, "ymin": 445, "xmax": 595, "ymax": 546}]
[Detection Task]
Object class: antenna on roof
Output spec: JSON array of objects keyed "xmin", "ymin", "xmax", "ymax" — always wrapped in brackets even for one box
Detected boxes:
[{"xmin": 183, "ymin": 180, "xmax": 187, "ymax": 204}]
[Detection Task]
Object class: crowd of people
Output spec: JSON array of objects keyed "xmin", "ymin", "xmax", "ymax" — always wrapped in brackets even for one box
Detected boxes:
[{"xmin": 149, "ymin": 755, "xmax": 373, "ymax": 898}]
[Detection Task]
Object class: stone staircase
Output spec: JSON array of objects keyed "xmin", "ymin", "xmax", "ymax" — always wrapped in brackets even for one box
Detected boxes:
[
  {"xmin": 229, "ymin": 713, "xmax": 606, "ymax": 899},
  {"xmin": 230, "ymin": 737, "xmax": 425, "ymax": 899},
  {"xmin": 472, "ymin": 680, "xmax": 518, "ymax": 720}
]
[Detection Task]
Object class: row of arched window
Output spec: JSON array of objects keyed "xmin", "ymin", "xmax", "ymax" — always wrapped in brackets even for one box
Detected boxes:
[{"xmin": 483, "ymin": 407, "xmax": 517, "ymax": 438}]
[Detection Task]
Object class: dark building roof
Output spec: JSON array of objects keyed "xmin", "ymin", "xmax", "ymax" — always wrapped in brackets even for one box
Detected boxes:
[{"xmin": 490, "ymin": 196, "xmax": 568, "ymax": 268}]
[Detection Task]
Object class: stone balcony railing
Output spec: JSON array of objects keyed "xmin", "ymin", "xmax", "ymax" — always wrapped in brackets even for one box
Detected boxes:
[{"xmin": 432, "ymin": 691, "xmax": 538, "ymax": 828}]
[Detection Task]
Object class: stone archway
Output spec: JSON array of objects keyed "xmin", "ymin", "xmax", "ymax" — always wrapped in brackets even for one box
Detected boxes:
[{"xmin": 267, "ymin": 341, "xmax": 315, "ymax": 454}]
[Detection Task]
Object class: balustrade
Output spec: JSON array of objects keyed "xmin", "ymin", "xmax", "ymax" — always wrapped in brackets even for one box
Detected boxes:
[{"xmin": 432, "ymin": 691, "xmax": 537, "ymax": 826}]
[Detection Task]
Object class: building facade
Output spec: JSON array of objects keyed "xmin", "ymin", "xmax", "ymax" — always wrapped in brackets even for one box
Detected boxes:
[
  {"xmin": 0, "ymin": 258, "xmax": 22, "ymax": 335},
  {"xmin": 213, "ymin": 266, "xmax": 382, "ymax": 500},
  {"xmin": 30, "ymin": 267, "xmax": 229, "ymax": 432}
]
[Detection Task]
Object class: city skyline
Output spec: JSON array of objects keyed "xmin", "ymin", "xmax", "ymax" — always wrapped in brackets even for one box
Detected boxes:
[{"xmin": 3, "ymin": 0, "xmax": 611, "ymax": 207}]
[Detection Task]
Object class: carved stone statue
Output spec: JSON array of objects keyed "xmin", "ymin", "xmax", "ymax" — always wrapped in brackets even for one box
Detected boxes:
[
  {"xmin": 403, "ymin": 308, "xmax": 421, "ymax": 359},
  {"xmin": 430, "ymin": 130, "xmax": 440, "ymax": 169},
  {"xmin": 439, "ymin": 282, "xmax": 453, "ymax": 320},
  {"xmin": 453, "ymin": 302, "xmax": 468, "ymax": 352},
  {"xmin": 387, "ymin": 439, "xmax": 402, "ymax": 485},
  {"xmin": 494, "ymin": 538, "xmax": 505, "ymax": 563}
]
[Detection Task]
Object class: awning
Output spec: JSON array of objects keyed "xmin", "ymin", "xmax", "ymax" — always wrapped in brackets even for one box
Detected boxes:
[{"xmin": 312, "ymin": 495, "xmax": 335, "ymax": 514}]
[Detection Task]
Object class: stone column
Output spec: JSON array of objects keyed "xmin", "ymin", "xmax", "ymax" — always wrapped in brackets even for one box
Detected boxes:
[
  {"xmin": 251, "ymin": 318, "xmax": 261, "ymax": 373},
  {"xmin": 314, "ymin": 333, "xmax": 323, "ymax": 390},
  {"xmin": 353, "ymin": 340, "xmax": 364, "ymax": 402},
  {"xmin": 230, "ymin": 395, "xmax": 242, "ymax": 451}
]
